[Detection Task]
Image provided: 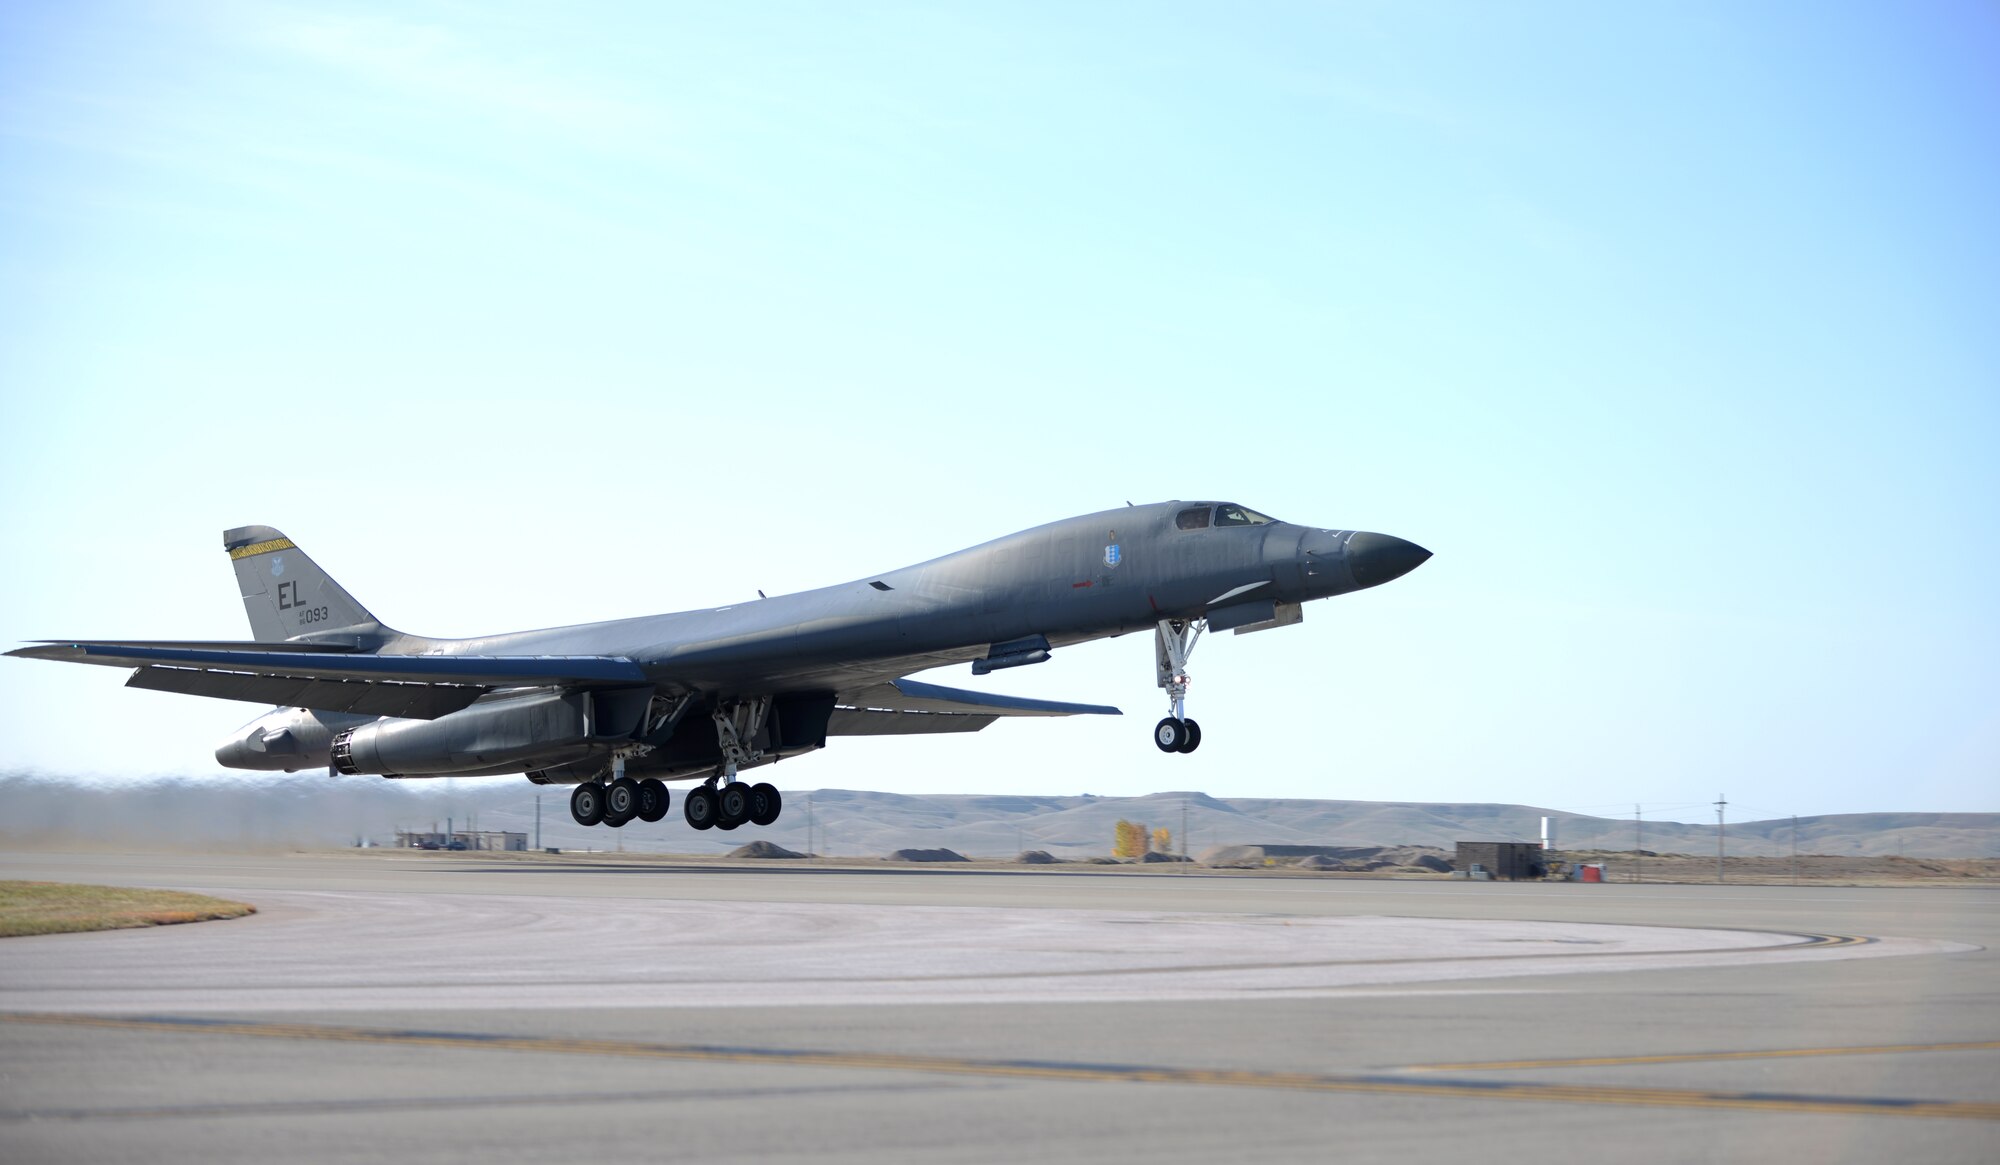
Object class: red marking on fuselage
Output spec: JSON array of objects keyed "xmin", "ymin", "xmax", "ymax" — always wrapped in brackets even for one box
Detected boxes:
[
  {"xmin": 1148, "ymin": 594, "xmax": 1161, "ymax": 612},
  {"xmin": 1072, "ymin": 580, "xmax": 1094, "ymax": 589}
]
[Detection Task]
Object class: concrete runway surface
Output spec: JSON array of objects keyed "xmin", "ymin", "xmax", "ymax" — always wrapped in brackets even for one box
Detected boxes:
[{"xmin": 1, "ymin": 851, "xmax": 1994, "ymax": 1163}]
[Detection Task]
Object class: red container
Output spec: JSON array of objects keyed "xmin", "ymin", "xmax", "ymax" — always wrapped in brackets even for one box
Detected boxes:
[{"xmin": 1580, "ymin": 864, "xmax": 1604, "ymax": 883}]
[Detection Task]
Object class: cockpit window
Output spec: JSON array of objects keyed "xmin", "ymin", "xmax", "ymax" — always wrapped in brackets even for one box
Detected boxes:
[
  {"xmin": 1175, "ymin": 507, "xmax": 1212, "ymax": 531},
  {"xmin": 1214, "ymin": 504, "xmax": 1277, "ymax": 527}
]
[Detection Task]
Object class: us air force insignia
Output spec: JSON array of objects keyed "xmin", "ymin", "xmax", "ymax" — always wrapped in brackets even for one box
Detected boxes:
[
  {"xmin": 270, "ymin": 556, "xmax": 286, "ymax": 578},
  {"xmin": 1104, "ymin": 543, "xmax": 1121, "ymax": 568}
]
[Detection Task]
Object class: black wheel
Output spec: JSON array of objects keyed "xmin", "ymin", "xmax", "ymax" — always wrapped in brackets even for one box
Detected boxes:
[
  {"xmin": 570, "ymin": 782, "xmax": 605, "ymax": 827},
  {"xmin": 747, "ymin": 782, "xmax": 782, "ymax": 827},
  {"xmin": 683, "ymin": 785, "xmax": 718, "ymax": 830},
  {"xmin": 636, "ymin": 778, "xmax": 669, "ymax": 823},
  {"xmin": 1154, "ymin": 717, "xmax": 1186, "ymax": 753},
  {"xmin": 603, "ymin": 777, "xmax": 640, "ymax": 826},
  {"xmin": 717, "ymin": 782, "xmax": 751, "ymax": 828},
  {"xmin": 1176, "ymin": 719, "xmax": 1202, "ymax": 754}
]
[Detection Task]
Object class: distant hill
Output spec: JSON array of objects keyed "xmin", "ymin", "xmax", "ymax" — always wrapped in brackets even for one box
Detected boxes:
[{"xmin": 4, "ymin": 772, "xmax": 1995, "ymax": 858}]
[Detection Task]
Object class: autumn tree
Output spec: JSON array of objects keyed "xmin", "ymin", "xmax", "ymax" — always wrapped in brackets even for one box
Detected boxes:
[
  {"xmin": 1112, "ymin": 819, "xmax": 1148, "ymax": 859},
  {"xmin": 1152, "ymin": 827, "xmax": 1172, "ymax": 854}
]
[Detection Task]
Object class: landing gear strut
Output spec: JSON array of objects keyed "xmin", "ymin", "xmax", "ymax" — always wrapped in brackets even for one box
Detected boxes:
[
  {"xmin": 679, "ymin": 698, "xmax": 787, "ymax": 832},
  {"xmin": 1153, "ymin": 618, "xmax": 1203, "ymax": 754}
]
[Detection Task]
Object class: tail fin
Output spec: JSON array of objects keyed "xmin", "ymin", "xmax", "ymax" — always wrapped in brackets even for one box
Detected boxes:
[{"xmin": 223, "ymin": 525, "xmax": 387, "ymax": 643}]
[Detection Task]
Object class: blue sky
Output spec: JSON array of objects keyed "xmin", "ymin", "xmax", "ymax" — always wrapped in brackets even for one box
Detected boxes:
[{"xmin": 2, "ymin": 2, "xmax": 1994, "ymax": 822}]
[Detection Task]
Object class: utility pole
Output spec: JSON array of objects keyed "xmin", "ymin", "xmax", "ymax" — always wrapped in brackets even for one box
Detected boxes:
[
  {"xmin": 535, "ymin": 795, "xmax": 541, "ymax": 852},
  {"xmin": 1634, "ymin": 804, "xmax": 1643, "ymax": 885},
  {"xmin": 806, "ymin": 795, "xmax": 815, "ymax": 862},
  {"xmin": 1792, "ymin": 814, "xmax": 1799, "ymax": 884},
  {"xmin": 1182, "ymin": 797, "xmax": 1190, "ymax": 874},
  {"xmin": 1713, "ymin": 794, "xmax": 1727, "ymax": 883}
]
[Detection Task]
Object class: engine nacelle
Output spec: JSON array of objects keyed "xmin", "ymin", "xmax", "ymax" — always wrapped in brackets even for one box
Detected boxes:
[
  {"xmin": 216, "ymin": 706, "xmax": 374, "ymax": 772},
  {"xmin": 330, "ymin": 689, "xmax": 601, "ymax": 777}
]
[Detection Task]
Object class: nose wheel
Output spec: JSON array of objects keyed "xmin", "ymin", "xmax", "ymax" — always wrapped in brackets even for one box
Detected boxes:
[{"xmin": 1154, "ymin": 716, "xmax": 1201, "ymax": 754}]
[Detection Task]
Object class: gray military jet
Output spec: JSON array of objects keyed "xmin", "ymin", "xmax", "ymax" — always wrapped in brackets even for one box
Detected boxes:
[{"xmin": 10, "ymin": 502, "xmax": 1428, "ymax": 831}]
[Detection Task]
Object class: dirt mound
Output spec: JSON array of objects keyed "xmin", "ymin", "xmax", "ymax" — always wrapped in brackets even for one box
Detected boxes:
[
  {"xmin": 1140, "ymin": 851, "xmax": 1191, "ymax": 863},
  {"xmin": 729, "ymin": 840, "xmax": 805, "ymax": 859},
  {"xmin": 1015, "ymin": 850, "xmax": 1061, "ymax": 864},
  {"xmin": 886, "ymin": 848, "xmax": 969, "ymax": 863}
]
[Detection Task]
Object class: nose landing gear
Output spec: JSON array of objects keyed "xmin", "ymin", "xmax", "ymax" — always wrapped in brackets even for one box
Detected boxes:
[{"xmin": 1153, "ymin": 618, "xmax": 1204, "ymax": 754}]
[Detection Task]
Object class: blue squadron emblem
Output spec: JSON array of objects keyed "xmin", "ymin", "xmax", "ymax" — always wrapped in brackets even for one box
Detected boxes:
[
  {"xmin": 1104, "ymin": 543, "xmax": 1121, "ymax": 568},
  {"xmin": 270, "ymin": 556, "xmax": 286, "ymax": 578}
]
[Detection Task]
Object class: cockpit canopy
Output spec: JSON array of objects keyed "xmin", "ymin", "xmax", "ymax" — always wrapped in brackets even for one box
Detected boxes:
[{"xmin": 1174, "ymin": 502, "xmax": 1278, "ymax": 531}]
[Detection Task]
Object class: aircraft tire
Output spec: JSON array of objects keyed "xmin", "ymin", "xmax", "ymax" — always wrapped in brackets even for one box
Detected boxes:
[
  {"xmin": 604, "ymin": 777, "xmax": 641, "ymax": 827},
  {"xmin": 570, "ymin": 782, "xmax": 606, "ymax": 827},
  {"xmin": 1153, "ymin": 717, "xmax": 1186, "ymax": 753},
  {"xmin": 748, "ymin": 783, "xmax": 782, "ymax": 827},
  {"xmin": 683, "ymin": 786, "xmax": 718, "ymax": 831},
  {"xmin": 636, "ymin": 778, "xmax": 669, "ymax": 823},
  {"xmin": 717, "ymin": 782, "xmax": 751, "ymax": 829},
  {"xmin": 1176, "ymin": 719, "xmax": 1201, "ymax": 754}
]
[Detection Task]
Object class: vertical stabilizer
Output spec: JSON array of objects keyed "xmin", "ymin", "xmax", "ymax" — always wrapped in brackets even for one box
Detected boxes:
[{"xmin": 222, "ymin": 526, "xmax": 384, "ymax": 643}]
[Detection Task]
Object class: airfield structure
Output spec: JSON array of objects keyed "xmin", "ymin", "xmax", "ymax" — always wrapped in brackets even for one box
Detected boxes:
[
  {"xmin": 395, "ymin": 830, "xmax": 527, "ymax": 852},
  {"xmin": 1454, "ymin": 841, "xmax": 1546, "ymax": 881}
]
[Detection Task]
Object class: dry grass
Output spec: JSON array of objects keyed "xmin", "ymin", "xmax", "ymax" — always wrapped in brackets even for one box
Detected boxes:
[{"xmin": 0, "ymin": 881, "xmax": 255, "ymax": 938}]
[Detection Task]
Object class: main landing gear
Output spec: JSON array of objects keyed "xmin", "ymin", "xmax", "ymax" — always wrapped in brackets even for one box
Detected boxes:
[
  {"xmin": 1153, "ymin": 617, "xmax": 1203, "ymax": 754},
  {"xmin": 564, "ymin": 698, "xmax": 789, "ymax": 832},
  {"xmin": 683, "ymin": 697, "xmax": 785, "ymax": 833},
  {"xmin": 682, "ymin": 780, "xmax": 782, "ymax": 832},
  {"xmin": 568, "ymin": 748, "xmax": 670, "ymax": 828}
]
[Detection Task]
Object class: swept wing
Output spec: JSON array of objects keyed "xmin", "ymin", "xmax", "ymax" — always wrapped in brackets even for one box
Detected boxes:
[{"xmin": 7, "ymin": 641, "xmax": 648, "ymax": 720}]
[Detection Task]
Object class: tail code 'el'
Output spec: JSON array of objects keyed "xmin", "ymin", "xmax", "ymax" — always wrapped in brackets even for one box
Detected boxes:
[{"xmin": 222, "ymin": 525, "xmax": 384, "ymax": 643}]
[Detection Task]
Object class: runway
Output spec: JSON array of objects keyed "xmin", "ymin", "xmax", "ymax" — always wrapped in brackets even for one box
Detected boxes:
[{"xmin": 2, "ymin": 851, "xmax": 1995, "ymax": 1163}]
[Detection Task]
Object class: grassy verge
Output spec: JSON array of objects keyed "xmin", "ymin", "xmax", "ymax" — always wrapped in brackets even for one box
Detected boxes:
[{"xmin": 0, "ymin": 880, "xmax": 255, "ymax": 937}]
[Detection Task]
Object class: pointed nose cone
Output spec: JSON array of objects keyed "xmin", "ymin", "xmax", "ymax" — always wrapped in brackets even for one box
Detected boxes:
[{"xmin": 1345, "ymin": 532, "xmax": 1432, "ymax": 590}]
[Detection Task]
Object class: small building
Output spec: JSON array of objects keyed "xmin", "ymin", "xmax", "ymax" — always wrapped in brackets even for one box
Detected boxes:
[
  {"xmin": 395, "ymin": 830, "xmax": 527, "ymax": 852},
  {"xmin": 1454, "ymin": 841, "xmax": 1546, "ymax": 881}
]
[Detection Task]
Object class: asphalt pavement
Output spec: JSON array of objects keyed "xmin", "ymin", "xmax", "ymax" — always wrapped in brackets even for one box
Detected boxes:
[{"xmin": 1, "ymin": 850, "xmax": 1994, "ymax": 1163}]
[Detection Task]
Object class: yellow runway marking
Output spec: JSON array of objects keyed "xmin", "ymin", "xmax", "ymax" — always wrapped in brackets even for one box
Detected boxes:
[
  {"xmin": 4, "ymin": 1013, "xmax": 1997, "ymax": 1122},
  {"xmin": 1408, "ymin": 1039, "xmax": 2000, "ymax": 1073}
]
